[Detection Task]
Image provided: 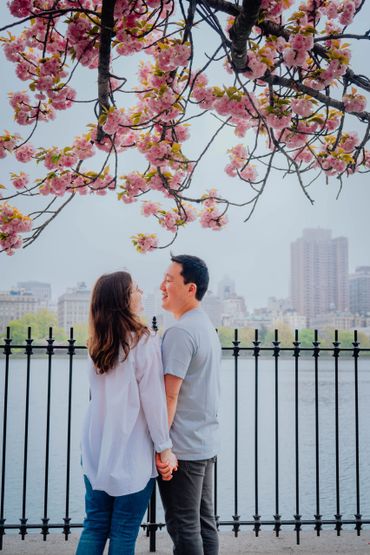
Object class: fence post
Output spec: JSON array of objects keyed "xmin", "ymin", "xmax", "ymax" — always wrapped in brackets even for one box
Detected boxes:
[
  {"xmin": 63, "ymin": 328, "xmax": 75, "ymax": 540},
  {"xmin": 0, "ymin": 328, "xmax": 12, "ymax": 551},
  {"xmin": 20, "ymin": 327, "xmax": 33, "ymax": 539},
  {"xmin": 232, "ymin": 329, "xmax": 240, "ymax": 536},
  {"xmin": 253, "ymin": 329, "xmax": 261, "ymax": 537},
  {"xmin": 273, "ymin": 329, "xmax": 281, "ymax": 537}
]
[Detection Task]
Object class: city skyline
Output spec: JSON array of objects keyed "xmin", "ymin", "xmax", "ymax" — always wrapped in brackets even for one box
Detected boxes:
[
  {"xmin": 3, "ymin": 231, "xmax": 370, "ymax": 335},
  {"xmin": 2, "ymin": 226, "xmax": 370, "ymax": 312}
]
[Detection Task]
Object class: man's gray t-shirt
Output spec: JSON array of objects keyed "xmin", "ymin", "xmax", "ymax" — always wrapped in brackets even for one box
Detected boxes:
[{"xmin": 161, "ymin": 307, "xmax": 221, "ymax": 460}]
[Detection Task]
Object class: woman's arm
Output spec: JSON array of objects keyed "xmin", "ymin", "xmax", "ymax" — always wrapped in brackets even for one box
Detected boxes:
[{"xmin": 136, "ymin": 335, "xmax": 177, "ymax": 478}]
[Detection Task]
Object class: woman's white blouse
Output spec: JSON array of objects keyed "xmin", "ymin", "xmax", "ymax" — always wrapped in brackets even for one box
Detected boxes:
[{"xmin": 81, "ymin": 333, "xmax": 171, "ymax": 496}]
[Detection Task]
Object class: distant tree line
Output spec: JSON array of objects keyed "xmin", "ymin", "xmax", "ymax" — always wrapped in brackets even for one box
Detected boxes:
[
  {"xmin": 217, "ymin": 323, "xmax": 370, "ymax": 350},
  {"xmin": 1, "ymin": 310, "xmax": 88, "ymax": 346},
  {"xmin": 2, "ymin": 312, "xmax": 369, "ymax": 352}
]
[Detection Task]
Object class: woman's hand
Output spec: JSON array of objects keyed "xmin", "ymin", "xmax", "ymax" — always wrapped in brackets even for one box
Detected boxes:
[{"xmin": 156, "ymin": 450, "xmax": 178, "ymax": 481}]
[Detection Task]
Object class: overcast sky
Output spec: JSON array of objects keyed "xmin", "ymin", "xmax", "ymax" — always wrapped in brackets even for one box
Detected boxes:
[{"xmin": 1, "ymin": 4, "xmax": 369, "ymax": 309}]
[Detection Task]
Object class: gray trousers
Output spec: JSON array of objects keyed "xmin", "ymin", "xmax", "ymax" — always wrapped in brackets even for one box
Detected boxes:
[{"xmin": 158, "ymin": 457, "xmax": 219, "ymax": 555}]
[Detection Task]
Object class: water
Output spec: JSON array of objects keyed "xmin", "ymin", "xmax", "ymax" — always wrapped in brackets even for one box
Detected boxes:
[{"xmin": 1, "ymin": 354, "xmax": 370, "ymax": 528}]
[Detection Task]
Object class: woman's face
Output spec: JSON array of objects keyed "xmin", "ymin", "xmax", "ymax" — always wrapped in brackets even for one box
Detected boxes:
[{"xmin": 130, "ymin": 282, "xmax": 143, "ymax": 314}]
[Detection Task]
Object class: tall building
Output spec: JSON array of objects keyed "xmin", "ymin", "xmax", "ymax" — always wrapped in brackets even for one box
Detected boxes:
[
  {"xmin": 17, "ymin": 281, "xmax": 51, "ymax": 308},
  {"xmin": 202, "ymin": 291, "xmax": 223, "ymax": 327},
  {"xmin": 222, "ymin": 295, "xmax": 248, "ymax": 327},
  {"xmin": 217, "ymin": 276, "xmax": 236, "ymax": 300},
  {"xmin": 57, "ymin": 282, "xmax": 90, "ymax": 332},
  {"xmin": 0, "ymin": 290, "xmax": 40, "ymax": 333},
  {"xmin": 350, "ymin": 266, "xmax": 370, "ymax": 315},
  {"xmin": 290, "ymin": 229, "xmax": 349, "ymax": 324}
]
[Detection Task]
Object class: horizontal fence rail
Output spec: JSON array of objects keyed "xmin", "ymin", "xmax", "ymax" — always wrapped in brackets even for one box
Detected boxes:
[{"xmin": 1, "ymin": 324, "xmax": 370, "ymax": 551}]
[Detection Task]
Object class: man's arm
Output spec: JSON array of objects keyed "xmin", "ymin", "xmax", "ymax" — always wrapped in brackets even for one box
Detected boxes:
[
  {"xmin": 155, "ymin": 374, "xmax": 183, "ymax": 480},
  {"xmin": 164, "ymin": 374, "xmax": 183, "ymax": 427}
]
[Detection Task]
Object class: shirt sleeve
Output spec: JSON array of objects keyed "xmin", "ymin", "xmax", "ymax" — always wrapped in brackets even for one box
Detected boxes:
[
  {"xmin": 161, "ymin": 326, "xmax": 196, "ymax": 379},
  {"xmin": 135, "ymin": 333, "xmax": 172, "ymax": 453}
]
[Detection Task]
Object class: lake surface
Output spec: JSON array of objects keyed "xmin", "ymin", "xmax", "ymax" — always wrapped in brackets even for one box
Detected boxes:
[{"xmin": 1, "ymin": 354, "xmax": 370, "ymax": 529}]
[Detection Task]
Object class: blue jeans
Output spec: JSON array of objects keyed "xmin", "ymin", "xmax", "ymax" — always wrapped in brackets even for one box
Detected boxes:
[{"xmin": 76, "ymin": 475, "xmax": 154, "ymax": 555}]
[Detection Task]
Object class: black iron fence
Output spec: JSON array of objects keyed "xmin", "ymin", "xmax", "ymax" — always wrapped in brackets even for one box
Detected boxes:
[{"xmin": 1, "ymin": 324, "xmax": 370, "ymax": 552}]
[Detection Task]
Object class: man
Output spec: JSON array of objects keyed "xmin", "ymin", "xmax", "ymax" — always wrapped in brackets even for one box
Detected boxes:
[{"xmin": 157, "ymin": 254, "xmax": 221, "ymax": 555}]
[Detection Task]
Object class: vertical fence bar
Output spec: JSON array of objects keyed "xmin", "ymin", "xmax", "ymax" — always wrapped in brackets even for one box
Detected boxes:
[
  {"xmin": 333, "ymin": 330, "xmax": 342, "ymax": 535},
  {"xmin": 353, "ymin": 330, "xmax": 362, "ymax": 535},
  {"xmin": 42, "ymin": 328, "xmax": 54, "ymax": 541},
  {"xmin": 253, "ymin": 329, "xmax": 261, "ymax": 536},
  {"xmin": 149, "ymin": 315, "xmax": 158, "ymax": 551},
  {"xmin": 148, "ymin": 485, "xmax": 156, "ymax": 552},
  {"xmin": 214, "ymin": 324, "xmax": 219, "ymax": 531},
  {"xmin": 232, "ymin": 329, "xmax": 240, "ymax": 536},
  {"xmin": 214, "ymin": 456, "xmax": 219, "ymax": 529},
  {"xmin": 63, "ymin": 328, "xmax": 75, "ymax": 540},
  {"xmin": 0, "ymin": 328, "xmax": 12, "ymax": 551},
  {"xmin": 293, "ymin": 329, "xmax": 301, "ymax": 545},
  {"xmin": 313, "ymin": 329, "xmax": 322, "ymax": 536},
  {"xmin": 273, "ymin": 330, "xmax": 281, "ymax": 536},
  {"xmin": 20, "ymin": 327, "xmax": 33, "ymax": 539}
]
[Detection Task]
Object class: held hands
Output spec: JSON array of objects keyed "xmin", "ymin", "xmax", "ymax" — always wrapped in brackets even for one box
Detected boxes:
[{"xmin": 156, "ymin": 450, "xmax": 178, "ymax": 481}]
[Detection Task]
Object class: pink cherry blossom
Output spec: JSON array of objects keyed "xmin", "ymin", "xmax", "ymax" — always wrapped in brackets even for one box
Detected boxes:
[
  {"xmin": 159, "ymin": 211, "xmax": 179, "ymax": 233},
  {"xmin": 291, "ymin": 98, "xmax": 314, "ymax": 118},
  {"xmin": 131, "ymin": 233, "xmax": 158, "ymax": 253},
  {"xmin": 340, "ymin": 132, "xmax": 359, "ymax": 153},
  {"xmin": 73, "ymin": 135, "xmax": 96, "ymax": 160},
  {"xmin": 49, "ymin": 86, "xmax": 76, "ymax": 110},
  {"xmin": 11, "ymin": 172, "xmax": 29, "ymax": 189},
  {"xmin": 182, "ymin": 204, "xmax": 197, "ymax": 223},
  {"xmin": 199, "ymin": 206, "xmax": 228, "ymax": 230},
  {"xmin": 339, "ymin": 1, "xmax": 355, "ymax": 25},
  {"xmin": 15, "ymin": 143, "xmax": 35, "ymax": 162},
  {"xmin": 265, "ymin": 112, "xmax": 291, "ymax": 130},
  {"xmin": 294, "ymin": 148, "xmax": 314, "ymax": 164},
  {"xmin": 343, "ymin": 91, "xmax": 367, "ymax": 113},
  {"xmin": 0, "ymin": 201, "xmax": 32, "ymax": 255},
  {"xmin": 240, "ymin": 165, "xmax": 257, "ymax": 182},
  {"xmin": 142, "ymin": 201, "xmax": 160, "ymax": 217},
  {"xmin": 8, "ymin": 0, "xmax": 33, "ymax": 17}
]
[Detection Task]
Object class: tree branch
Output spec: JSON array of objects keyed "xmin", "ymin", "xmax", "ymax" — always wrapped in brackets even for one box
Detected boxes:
[
  {"xmin": 97, "ymin": 0, "xmax": 116, "ymax": 142},
  {"xmin": 205, "ymin": 0, "xmax": 370, "ymax": 92},
  {"xmin": 262, "ymin": 73, "xmax": 370, "ymax": 122},
  {"xmin": 228, "ymin": 0, "xmax": 261, "ymax": 71}
]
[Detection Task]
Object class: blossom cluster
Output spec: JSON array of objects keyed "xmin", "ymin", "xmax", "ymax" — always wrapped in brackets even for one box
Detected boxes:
[
  {"xmin": 198, "ymin": 189, "xmax": 228, "ymax": 231},
  {"xmin": 0, "ymin": 202, "xmax": 32, "ymax": 255},
  {"xmin": 131, "ymin": 233, "xmax": 158, "ymax": 253},
  {"xmin": 225, "ymin": 145, "xmax": 258, "ymax": 182}
]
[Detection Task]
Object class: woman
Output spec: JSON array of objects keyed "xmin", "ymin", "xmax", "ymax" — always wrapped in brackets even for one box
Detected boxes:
[{"xmin": 76, "ymin": 271, "xmax": 176, "ymax": 555}]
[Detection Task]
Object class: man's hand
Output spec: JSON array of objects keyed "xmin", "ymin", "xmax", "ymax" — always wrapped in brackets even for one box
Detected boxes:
[{"xmin": 156, "ymin": 451, "xmax": 178, "ymax": 481}]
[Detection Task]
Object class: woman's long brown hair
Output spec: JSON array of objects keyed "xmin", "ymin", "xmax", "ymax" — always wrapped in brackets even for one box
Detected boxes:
[{"xmin": 88, "ymin": 271, "xmax": 148, "ymax": 374}]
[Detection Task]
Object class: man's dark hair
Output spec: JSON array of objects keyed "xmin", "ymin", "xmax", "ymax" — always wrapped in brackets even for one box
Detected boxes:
[{"xmin": 170, "ymin": 254, "xmax": 209, "ymax": 301}]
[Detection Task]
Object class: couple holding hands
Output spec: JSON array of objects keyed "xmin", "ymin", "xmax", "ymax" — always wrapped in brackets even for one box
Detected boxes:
[{"xmin": 76, "ymin": 254, "xmax": 221, "ymax": 555}]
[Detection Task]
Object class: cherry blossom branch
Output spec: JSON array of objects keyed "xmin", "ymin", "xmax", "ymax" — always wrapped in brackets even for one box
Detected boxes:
[
  {"xmin": 22, "ymin": 193, "xmax": 75, "ymax": 249},
  {"xmin": 262, "ymin": 73, "xmax": 370, "ymax": 122},
  {"xmin": 96, "ymin": 0, "xmax": 116, "ymax": 142},
  {"xmin": 228, "ymin": 0, "xmax": 262, "ymax": 71}
]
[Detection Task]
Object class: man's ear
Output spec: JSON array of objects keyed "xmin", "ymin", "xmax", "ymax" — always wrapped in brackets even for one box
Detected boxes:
[{"xmin": 188, "ymin": 282, "xmax": 197, "ymax": 297}]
